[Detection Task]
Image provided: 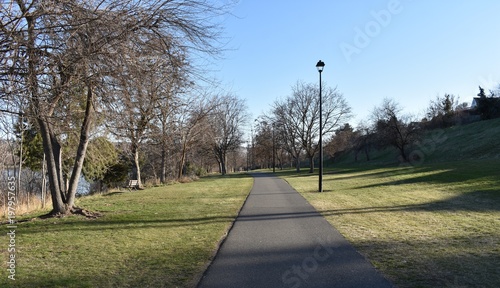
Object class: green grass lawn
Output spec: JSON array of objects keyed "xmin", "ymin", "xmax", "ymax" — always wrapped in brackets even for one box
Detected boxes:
[
  {"xmin": 282, "ymin": 160, "xmax": 500, "ymax": 287},
  {"xmin": 1, "ymin": 174, "xmax": 253, "ymax": 288}
]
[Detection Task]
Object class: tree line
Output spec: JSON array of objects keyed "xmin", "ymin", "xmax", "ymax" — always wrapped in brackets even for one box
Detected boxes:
[
  {"xmin": 0, "ymin": 0, "xmax": 246, "ymax": 216},
  {"xmin": 250, "ymin": 80, "xmax": 352, "ymax": 172},
  {"xmin": 251, "ymin": 84, "xmax": 500, "ymax": 171}
]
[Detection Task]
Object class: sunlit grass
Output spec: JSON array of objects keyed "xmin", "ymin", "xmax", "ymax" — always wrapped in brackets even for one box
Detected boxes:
[
  {"xmin": 0, "ymin": 174, "xmax": 253, "ymax": 288},
  {"xmin": 282, "ymin": 160, "xmax": 500, "ymax": 287}
]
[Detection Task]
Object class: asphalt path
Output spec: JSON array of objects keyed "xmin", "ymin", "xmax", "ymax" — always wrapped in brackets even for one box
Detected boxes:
[{"xmin": 197, "ymin": 173, "xmax": 393, "ymax": 288}]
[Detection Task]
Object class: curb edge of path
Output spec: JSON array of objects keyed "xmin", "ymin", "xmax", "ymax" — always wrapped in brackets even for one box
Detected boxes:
[{"xmin": 190, "ymin": 174, "xmax": 256, "ymax": 288}]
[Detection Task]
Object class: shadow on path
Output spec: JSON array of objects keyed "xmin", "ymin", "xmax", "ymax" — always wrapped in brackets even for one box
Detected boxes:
[{"xmin": 197, "ymin": 173, "xmax": 394, "ymax": 288}]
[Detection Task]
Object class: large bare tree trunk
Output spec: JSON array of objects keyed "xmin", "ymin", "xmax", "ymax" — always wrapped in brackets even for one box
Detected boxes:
[
  {"xmin": 37, "ymin": 86, "xmax": 94, "ymax": 215},
  {"xmin": 132, "ymin": 144, "xmax": 142, "ymax": 188},
  {"xmin": 178, "ymin": 144, "xmax": 187, "ymax": 179},
  {"xmin": 160, "ymin": 147, "xmax": 167, "ymax": 184},
  {"xmin": 221, "ymin": 153, "xmax": 227, "ymax": 175},
  {"xmin": 22, "ymin": 3, "xmax": 94, "ymax": 215},
  {"xmin": 42, "ymin": 154, "xmax": 47, "ymax": 208},
  {"xmin": 66, "ymin": 86, "xmax": 94, "ymax": 208},
  {"xmin": 37, "ymin": 120, "xmax": 66, "ymax": 213},
  {"xmin": 308, "ymin": 156, "xmax": 314, "ymax": 173},
  {"xmin": 26, "ymin": 12, "xmax": 67, "ymax": 214}
]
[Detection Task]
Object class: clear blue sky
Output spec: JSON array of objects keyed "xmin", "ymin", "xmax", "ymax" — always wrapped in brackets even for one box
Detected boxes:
[{"xmin": 214, "ymin": 0, "xmax": 500, "ymax": 130}]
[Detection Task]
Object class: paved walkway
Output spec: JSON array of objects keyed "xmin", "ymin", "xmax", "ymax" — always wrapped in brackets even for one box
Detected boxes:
[{"xmin": 197, "ymin": 173, "xmax": 393, "ymax": 288}]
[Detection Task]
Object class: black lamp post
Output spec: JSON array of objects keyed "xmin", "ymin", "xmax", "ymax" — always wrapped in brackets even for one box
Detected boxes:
[{"xmin": 316, "ymin": 60, "xmax": 325, "ymax": 192}]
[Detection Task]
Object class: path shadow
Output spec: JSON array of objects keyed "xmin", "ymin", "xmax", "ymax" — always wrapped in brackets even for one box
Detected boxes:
[{"xmin": 103, "ymin": 191, "xmax": 125, "ymax": 197}]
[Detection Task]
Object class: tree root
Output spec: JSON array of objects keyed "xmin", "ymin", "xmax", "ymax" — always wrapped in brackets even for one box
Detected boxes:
[{"xmin": 39, "ymin": 207, "xmax": 103, "ymax": 219}]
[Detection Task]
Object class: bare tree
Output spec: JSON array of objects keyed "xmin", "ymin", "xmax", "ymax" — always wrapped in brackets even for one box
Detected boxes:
[
  {"xmin": 0, "ymin": 2, "xmax": 110, "ymax": 215},
  {"xmin": 0, "ymin": 0, "xmax": 233, "ymax": 215},
  {"xmin": 275, "ymin": 81, "xmax": 351, "ymax": 173},
  {"xmin": 273, "ymin": 100, "xmax": 303, "ymax": 172},
  {"xmin": 210, "ymin": 95, "xmax": 247, "ymax": 175},
  {"xmin": 172, "ymin": 91, "xmax": 217, "ymax": 179},
  {"xmin": 107, "ymin": 46, "xmax": 182, "ymax": 188},
  {"xmin": 253, "ymin": 115, "xmax": 288, "ymax": 170},
  {"xmin": 353, "ymin": 120, "xmax": 375, "ymax": 162},
  {"xmin": 372, "ymin": 98, "xmax": 421, "ymax": 162},
  {"xmin": 151, "ymin": 87, "xmax": 179, "ymax": 184},
  {"xmin": 325, "ymin": 123, "xmax": 357, "ymax": 162},
  {"xmin": 253, "ymin": 117, "xmax": 274, "ymax": 169}
]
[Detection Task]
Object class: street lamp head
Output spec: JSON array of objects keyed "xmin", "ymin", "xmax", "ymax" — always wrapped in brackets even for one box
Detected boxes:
[{"xmin": 316, "ymin": 60, "xmax": 325, "ymax": 72}]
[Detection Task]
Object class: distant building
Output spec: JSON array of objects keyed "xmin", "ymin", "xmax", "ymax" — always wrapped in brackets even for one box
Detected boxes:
[
  {"xmin": 471, "ymin": 97, "xmax": 481, "ymax": 109},
  {"xmin": 470, "ymin": 96, "xmax": 500, "ymax": 119}
]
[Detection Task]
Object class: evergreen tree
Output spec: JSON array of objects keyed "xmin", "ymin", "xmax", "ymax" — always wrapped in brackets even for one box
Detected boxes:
[{"xmin": 476, "ymin": 86, "xmax": 500, "ymax": 120}]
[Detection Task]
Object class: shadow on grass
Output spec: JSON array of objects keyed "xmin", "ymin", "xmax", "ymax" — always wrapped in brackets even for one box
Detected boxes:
[
  {"xmin": 10, "ymin": 231, "xmax": 499, "ymax": 288},
  {"xmin": 26, "ymin": 188, "xmax": 498, "ymax": 235},
  {"xmin": 322, "ymin": 189, "xmax": 500, "ymax": 215},
  {"xmin": 201, "ymin": 172, "xmax": 254, "ymax": 181},
  {"xmin": 17, "ymin": 213, "xmax": 239, "ymax": 235},
  {"xmin": 240, "ymin": 189, "xmax": 500, "ymax": 221},
  {"xmin": 253, "ymin": 167, "xmax": 500, "ymax": 214},
  {"xmin": 353, "ymin": 235, "xmax": 500, "ymax": 288},
  {"xmin": 273, "ymin": 165, "xmax": 422, "ymax": 181},
  {"xmin": 102, "ymin": 191, "xmax": 125, "ymax": 197},
  {"xmin": 15, "ymin": 169, "xmax": 499, "ymax": 243},
  {"xmin": 8, "ymin": 167, "xmax": 499, "ymax": 288},
  {"xmin": 7, "ymin": 245, "xmax": 211, "ymax": 288},
  {"xmin": 353, "ymin": 165, "xmax": 499, "ymax": 190},
  {"xmin": 281, "ymin": 161, "xmax": 500, "ymax": 194}
]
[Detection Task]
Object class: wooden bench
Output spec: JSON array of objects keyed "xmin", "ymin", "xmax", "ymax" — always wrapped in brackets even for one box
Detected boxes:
[{"xmin": 125, "ymin": 180, "xmax": 140, "ymax": 191}]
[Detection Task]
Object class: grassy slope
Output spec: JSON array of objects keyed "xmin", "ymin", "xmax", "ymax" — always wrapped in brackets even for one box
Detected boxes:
[
  {"xmin": 334, "ymin": 118, "xmax": 500, "ymax": 166},
  {"xmin": 425, "ymin": 118, "xmax": 500, "ymax": 162},
  {"xmin": 0, "ymin": 174, "xmax": 253, "ymax": 288},
  {"xmin": 282, "ymin": 119, "xmax": 500, "ymax": 287}
]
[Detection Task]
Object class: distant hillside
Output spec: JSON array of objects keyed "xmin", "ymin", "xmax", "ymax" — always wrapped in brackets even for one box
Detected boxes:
[
  {"xmin": 332, "ymin": 118, "xmax": 500, "ymax": 166},
  {"xmin": 428, "ymin": 118, "xmax": 500, "ymax": 162}
]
